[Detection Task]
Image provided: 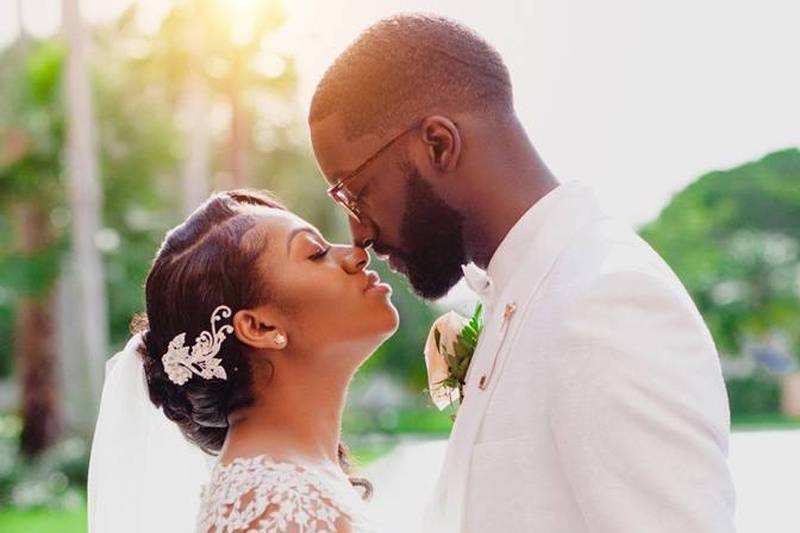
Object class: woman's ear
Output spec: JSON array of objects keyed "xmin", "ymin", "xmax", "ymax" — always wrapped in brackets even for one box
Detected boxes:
[{"xmin": 233, "ymin": 308, "xmax": 289, "ymax": 351}]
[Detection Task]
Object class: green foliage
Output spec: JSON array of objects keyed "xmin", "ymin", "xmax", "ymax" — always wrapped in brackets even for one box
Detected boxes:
[
  {"xmin": 461, "ymin": 302, "xmax": 484, "ymax": 351},
  {"xmin": 725, "ymin": 373, "xmax": 781, "ymax": 416},
  {"xmin": 641, "ymin": 149, "xmax": 800, "ymax": 417},
  {"xmin": 343, "ymin": 406, "xmax": 454, "ymax": 437},
  {"xmin": 0, "ymin": 414, "xmax": 87, "ymax": 511},
  {"xmin": 640, "ymin": 148, "xmax": 800, "ymax": 358},
  {"xmin": 0, "ymin": 42, "xmax": 70, "ymax": 378},
  {"xmin": 0, "ymin": 3, "xmax": 442, "ymax": 399},
  {"xmin": 24, "ymin": 42, "xmax": 66, "ymax": 107},
  {"xmin": 730, "ymin": 413, "xmax": 800, "ymax": 432},
  {"xmin": 0, "ymin": 42, "xmax": 65, "ymax": 203}
]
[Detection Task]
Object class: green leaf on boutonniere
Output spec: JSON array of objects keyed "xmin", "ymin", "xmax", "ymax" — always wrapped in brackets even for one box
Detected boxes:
[
  {"xmin": 454, "ymin": 338, "xmax": 469, "ymax": 361},
  {"xmin": 434, "ymin": 303, "xmax": 485, "ymax": 413},
  {"xmin": 469, "ymin": 303, "xmax": 484, "ymax": 331}
]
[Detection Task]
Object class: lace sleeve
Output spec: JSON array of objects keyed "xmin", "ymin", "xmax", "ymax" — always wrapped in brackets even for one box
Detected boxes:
[{"xmin": 198, "ymin": 458, "xmax": 357, "ymax": 533}]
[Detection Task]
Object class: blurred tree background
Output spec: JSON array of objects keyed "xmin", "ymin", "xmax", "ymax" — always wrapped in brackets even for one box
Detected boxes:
[
  {"xmin": 0, "ymin": 0, "xmax": 797, "ymax": 529},
  {"xmin": 641, "ymin": 148, "xmax": 800, "ymax": 419},
  {"xmin": 0, "ymin": 0, "xmax": 439, "ymax": 521}
]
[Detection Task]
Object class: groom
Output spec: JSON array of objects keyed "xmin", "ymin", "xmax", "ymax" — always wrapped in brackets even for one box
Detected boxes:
[{"xmin": 309, "ymin": 14, "xmax": 736, "ymax": 533}]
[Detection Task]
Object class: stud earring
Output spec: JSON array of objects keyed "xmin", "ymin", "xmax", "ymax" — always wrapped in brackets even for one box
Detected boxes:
[{"xmin": 274, "ymin": 333, "xmax": 287, "ymax": 347}]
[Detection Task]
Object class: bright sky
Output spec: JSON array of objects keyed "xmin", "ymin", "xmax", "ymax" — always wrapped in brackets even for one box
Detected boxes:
[{"xmin": 1, "ymin": 0, "xmax": 798, "ymax": 226}]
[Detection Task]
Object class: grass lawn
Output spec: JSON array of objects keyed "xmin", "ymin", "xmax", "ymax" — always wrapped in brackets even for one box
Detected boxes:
[
  {"xmin": 347, "ymin": 407, "xmax": 800, "ymax": 437},
  {"xmin": 0, "ymin": 508, "xmax": 87, "ymax": 533},
  {"xmin": 731, "ymin": 414, "xmax": 800, "ymax": 432}
]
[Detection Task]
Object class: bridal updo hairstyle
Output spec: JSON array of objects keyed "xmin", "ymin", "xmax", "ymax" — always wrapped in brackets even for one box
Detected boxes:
[
  {"xmin": 131, "ymin": 189, "xmax": 368, "ymax": 495},
  {"xmin": 134, "ymin": 189, "xmax": 279, "ymax": 452}
]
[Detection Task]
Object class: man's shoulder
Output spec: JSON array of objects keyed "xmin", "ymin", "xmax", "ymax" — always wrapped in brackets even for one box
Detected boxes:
[
  {"xmin": 508, "ymin": 215, "xmax": 697, "ymax": 323},
  {"xmin": 551, "ymin": 216, "xmax": 679, "ymax": 291}
]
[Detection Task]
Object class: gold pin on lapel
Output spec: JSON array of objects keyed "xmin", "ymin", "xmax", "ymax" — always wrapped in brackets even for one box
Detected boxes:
[
  {"xmin": 479, "ymin": 302, "xmax": 518, "ymax": 391},
  {"xmin": 503, "ymin": 303, "xmax": 517, "ymax": 323}
]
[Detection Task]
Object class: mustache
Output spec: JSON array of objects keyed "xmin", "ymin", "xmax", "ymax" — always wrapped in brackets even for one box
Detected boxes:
[{"xmin": 371, "ymin": 242, "xmax": 396, "ymax": 258}]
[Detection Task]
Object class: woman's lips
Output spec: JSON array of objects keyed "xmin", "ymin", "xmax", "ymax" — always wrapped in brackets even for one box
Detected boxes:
[{"xmin": 364, "ymin": 270, "xmax": 392, "ymax": 294}]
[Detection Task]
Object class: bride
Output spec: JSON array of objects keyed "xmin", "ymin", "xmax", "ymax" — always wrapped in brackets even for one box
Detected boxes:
[{"xmin": 87, "ymin": 189, "xmax": 399, "ymax": 533}]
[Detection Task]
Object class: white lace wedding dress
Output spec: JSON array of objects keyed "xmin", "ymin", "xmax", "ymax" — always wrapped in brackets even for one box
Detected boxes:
[{"xmin": 196, "ymin": 454, "xmax": 379, "ymax": 533}]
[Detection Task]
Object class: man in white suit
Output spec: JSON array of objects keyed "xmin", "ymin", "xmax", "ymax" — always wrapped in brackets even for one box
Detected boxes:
[{"xmin": 309, "ymin": 13, "xmax": 736, "ymax": 533}]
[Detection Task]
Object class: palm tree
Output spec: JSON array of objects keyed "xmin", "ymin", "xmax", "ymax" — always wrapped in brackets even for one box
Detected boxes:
[
  {"xmin": 149, "ymin": 0, "xmax": 290, "ymax": 192},
  {"xmin": 62, "ymin": 0, "xmax": 108, "ymax": 421}
]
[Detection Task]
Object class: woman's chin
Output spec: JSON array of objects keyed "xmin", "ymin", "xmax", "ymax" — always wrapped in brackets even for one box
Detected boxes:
[
  {"xmin": 363, "ymin": 312, "xmax": 400, "ymax": 350},
  {"xmin": 340, "ymin": 301, "xmax": 399, "ymax": 359},
  {"xmin": 382, "ymin": 303, "xmax": 400, "ymax": 334},
  {"xmin": 366, "ymin": 293, "xmax": 400, "ymax": 332}
]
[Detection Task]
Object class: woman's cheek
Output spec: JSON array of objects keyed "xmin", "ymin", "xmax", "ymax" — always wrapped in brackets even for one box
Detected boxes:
[{"xmin": 310, "ymin": 274, "xmax": 351, "ymax": 315}]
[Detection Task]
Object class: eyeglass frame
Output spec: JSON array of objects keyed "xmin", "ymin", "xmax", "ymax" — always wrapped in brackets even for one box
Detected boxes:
[{"xmin": 326, "ymin": 120, "xmax": 422, "ymax": 223}]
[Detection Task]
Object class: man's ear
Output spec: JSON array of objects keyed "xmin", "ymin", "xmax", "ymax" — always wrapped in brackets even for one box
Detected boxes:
[
  {"xmin": 420, "ymin": 115, "xmax": 461, "ymax": 172},
  {"xmin": 233, "ymin": 308, "xmax": 289, "ymax": 351}
]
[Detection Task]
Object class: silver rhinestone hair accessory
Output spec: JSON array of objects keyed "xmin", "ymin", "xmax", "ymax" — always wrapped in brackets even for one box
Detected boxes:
[{"xmin": 161, "ymin": 305, "xmax": 233, "ymax": 385}]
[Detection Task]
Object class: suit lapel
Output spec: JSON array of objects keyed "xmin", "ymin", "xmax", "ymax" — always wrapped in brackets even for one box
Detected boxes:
[{"xmin": 427, "ymin": 185, "xmax": 606, "ymax": 532}]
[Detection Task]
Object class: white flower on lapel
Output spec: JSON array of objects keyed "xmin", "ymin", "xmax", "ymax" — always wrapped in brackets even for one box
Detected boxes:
[
  {"xmin": 424, "ymin": 312, "xmax": 467, "ymax": 410},
  {"xmin": 423, "ymin": 306, "xmax": 484, "ymax": 411}
]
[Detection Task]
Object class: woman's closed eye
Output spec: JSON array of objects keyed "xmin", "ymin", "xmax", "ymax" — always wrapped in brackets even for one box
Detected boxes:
[{"xmin": 309, "ymin": 243, "xmax": 330, "ymax": 261}]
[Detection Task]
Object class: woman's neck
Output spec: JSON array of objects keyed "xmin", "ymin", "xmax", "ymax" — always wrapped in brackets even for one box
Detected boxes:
[{"xmin": 221, "ymin": 365, "xmax": 349, "ymax": 467}]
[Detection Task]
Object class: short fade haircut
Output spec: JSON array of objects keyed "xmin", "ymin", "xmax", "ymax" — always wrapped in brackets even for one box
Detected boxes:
[{"xmin": 309, "ymin": 13, "xmax": 514, "ymax": 140}]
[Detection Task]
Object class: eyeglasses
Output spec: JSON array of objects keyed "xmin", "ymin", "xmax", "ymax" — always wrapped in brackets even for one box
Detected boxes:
[{"xmin": 326, "ymin": 121, "xmax": 420, "ymax": 223}]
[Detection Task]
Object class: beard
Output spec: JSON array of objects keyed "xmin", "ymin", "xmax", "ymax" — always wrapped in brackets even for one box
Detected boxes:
[{"xmin": 393, "ymin": 163, "xmax": 467, "ymax": 300}]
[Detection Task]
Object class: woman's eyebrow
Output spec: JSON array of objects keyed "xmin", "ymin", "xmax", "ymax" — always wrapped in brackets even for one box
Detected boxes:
[{"xmin": 286, "ymin": 227, "xmax": 322, "ymax": 254}]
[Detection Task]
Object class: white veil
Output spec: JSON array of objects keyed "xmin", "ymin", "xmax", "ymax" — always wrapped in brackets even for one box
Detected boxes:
[{"xmin": 87, "ymin": 334, "xmax": 213, "ymax": 533}]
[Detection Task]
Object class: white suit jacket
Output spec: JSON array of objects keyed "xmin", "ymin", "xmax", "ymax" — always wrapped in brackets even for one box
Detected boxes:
[{"xmin": 422, "ymin": 182, "xmax": 736, "ymax": 533}]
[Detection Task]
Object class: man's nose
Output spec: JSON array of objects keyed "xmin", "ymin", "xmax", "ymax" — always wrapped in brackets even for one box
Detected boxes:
[
  {"xmin": 342, "ymin": 245, "xmax": 370, "ymax": 274},
  {"xmin": 348, "ymin": 216, "xmax": 376, "ymax": 250}
]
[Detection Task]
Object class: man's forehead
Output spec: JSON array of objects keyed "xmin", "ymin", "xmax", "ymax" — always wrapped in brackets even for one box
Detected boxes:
[{"xmin": 310, "ymin": 114, "xmax": 385, "ymax": 183}]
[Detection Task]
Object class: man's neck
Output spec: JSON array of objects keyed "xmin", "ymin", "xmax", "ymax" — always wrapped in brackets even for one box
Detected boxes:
[{"xmin": 466, "ymin": 147, "xmax": 559, "ymax": 269}]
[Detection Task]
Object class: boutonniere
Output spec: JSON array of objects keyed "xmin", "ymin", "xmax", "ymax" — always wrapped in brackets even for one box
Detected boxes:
[{"xmin": 423, "ymin": 304, "xmax": 484, "ymax": 414}]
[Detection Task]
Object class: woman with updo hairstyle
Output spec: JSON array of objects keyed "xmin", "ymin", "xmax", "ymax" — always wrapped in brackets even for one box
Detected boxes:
[{"xmin": 90, "ymin": 189, "xmax": 398, "ymax": 533}]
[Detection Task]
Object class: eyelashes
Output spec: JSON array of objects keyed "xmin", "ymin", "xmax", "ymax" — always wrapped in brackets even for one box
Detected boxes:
[{"xmin": 309, "ymin": 245, "xmax": 330, "ymax": 261}]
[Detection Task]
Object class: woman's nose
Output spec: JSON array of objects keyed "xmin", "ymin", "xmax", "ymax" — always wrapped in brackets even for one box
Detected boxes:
[{"xmin": 342, "ymin": 245, "xmax": 370, "ymax": 274}]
